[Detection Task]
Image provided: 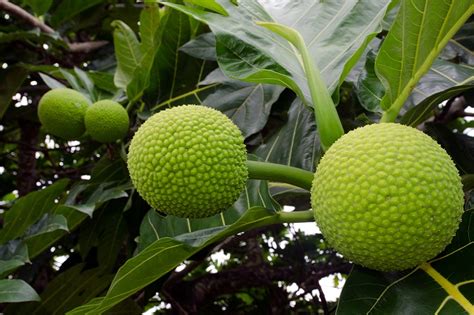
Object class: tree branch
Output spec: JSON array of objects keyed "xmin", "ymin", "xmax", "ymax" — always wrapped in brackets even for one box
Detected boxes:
[
  {"xmin": 68, "ymin": 41, "xmax": 109, "ymax": 54},
  {"xmin": 0, "ymin": 0, "xmax": 55, "ymax": 34},
  {"xmin": 17, "ymin": 119, "xmax": 40, "ymax": 196},
  {"xmin": 0, "ymin": 0, "xmax": 108, "ymax": 54}
]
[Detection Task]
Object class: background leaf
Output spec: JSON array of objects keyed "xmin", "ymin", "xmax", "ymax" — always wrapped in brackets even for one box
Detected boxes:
[
  {"xmin": 0, "ymin": 179, "xmax": 69, "ymax": 244},
  {"xmin": 23, "ymin": 214, "xmax": 68, "ymax": 239},
  {"xmin": 22, "ymin": 0, "xmax": 53, "ymax": 16},
  {"xmin": 112, "ymin": 20, "xmax": 142, "ymax": 90},
  {"xmin": 9, "ymin": 264, "xmax": 114, "ymax": 314},
  {"xmin": 0, "ymin": 240, "xmax": 29, "ymax": 277},
  {"xmin": 200, "ymin": 69, "xmax": 284, "ymax": 138},
  {"xmin": 400, "ymin": 85, "xmax": 474, "ymax": 127},
  {"xmin": 0, "ymin": 67, "xmax": 28, "ymax": 119},
  {"xmin": 0, "ymin": 279, "xmax": 40, "ymax": 303},
  {"xmin": 70, "ymin": 178, "xmax": 282, "ymax": 314},
  {"xmin": 254, "ymin": 99, "xmax": 319, "ymax": 172},
  {"xmin": 50, "ymin": 0, "xmax": 105, "ymax": 27},
  {"xmin": 376, "ymin": 0, "xmax": 473, "ymax": 117},
  {"xmin": 166, "ymin": 0, "xmax": 392, "ymax": 106}
]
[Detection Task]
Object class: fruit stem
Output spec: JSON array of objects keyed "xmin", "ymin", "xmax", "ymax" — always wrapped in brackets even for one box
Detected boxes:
[
  {"xmin": 380, "ymin": 107, "xmax": 397, "ymax": 122},
  {"xmin": 277, "ymin": 209, "xmax": 314, "ymax": 223},
  {"xmin": 256, "ymin": 22, "xmax": 344, "ymax": 151},
  {"xmin": 213, "ymin": 208, "xmax": 315, "ymax": 241},
  {"xmin": 247, "ymin": 160, "xmax": 314, "ymax": 191}
]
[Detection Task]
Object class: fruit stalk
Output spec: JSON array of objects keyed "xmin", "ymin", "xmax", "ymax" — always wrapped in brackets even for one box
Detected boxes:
[
  {"xmin": 246, "ymin": 160, "xmax": 314, "ymax": 191},
  {"xmin": 214, "ymin": 208, "xmax": 315, "ymax": 241}
]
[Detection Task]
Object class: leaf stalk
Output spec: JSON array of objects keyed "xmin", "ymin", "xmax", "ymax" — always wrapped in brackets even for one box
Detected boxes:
[{"xmin": 256, "ymin": 22, "xmax": 344, "ymax": 151}]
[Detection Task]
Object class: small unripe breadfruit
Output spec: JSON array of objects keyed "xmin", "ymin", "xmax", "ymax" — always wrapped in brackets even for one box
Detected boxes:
[
  {"xmin": 37, "ymin": 88, "xmax": 90, "ymax": 140},
  {"xmin": 311, "ymin": 123, "xmax": 463, "ymax": 271},
  {"xmin": 85, "ymin": 100, "xmax": 129, "ymax": 143},
  {"xmin": 127, "ymin": 105, "xmax": 248, "ymax": 218}
]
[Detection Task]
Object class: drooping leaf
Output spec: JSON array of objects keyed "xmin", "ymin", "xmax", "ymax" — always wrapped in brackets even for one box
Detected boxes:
[
  {"xmin": 74, "ymin": 67, "xmax": 97, "ymax": 101},
  {"xmin": 440, "ymin": 19, "xmax": 473, "ymax": 65},
  {"xmin": 356, "ymin": 54, "xmax": 474, "ymax": 115},
  {"xmin": 400, "ymin": 85, "xmax": 474, "ymax": 127},
  {"xmin": 186, "ymin": 0, "xmax": 228, "ymax": 16},
  {"xmin": 70, "ymin": 207, "xmax": 287, "ymax": 315},
  {"xmin": 139, "ymin": 3, "xmax": 161, "ymax": 54},
  {"xmin": 39, "ymin": 73, "xmax": 67, "ymax": 89},
  {"xmin": 123, "ymin": 3, "xmax": 161, "ymax": 103},
  {"xmin": 180, "ymin": 32, "xmax": 217, "ymax": 61},
  {"xmin": 144, "ymin": 4, "xmax": 196, "ymax": 104},
  {"xmin": 10, "ymin": 264, "xmax": 113, "ymax": 314},
  {"xmin": 254, "ymin": 98, "xmax": 319, "ymax": 172},
  {"xmin": 78, "ymin": 200, "xmax": 128, "ymax": 270},
  {"xmin": 0, "ymin": 67, "xmax": 29, "ymax": 119},
  {"xmin": 68, "ymin": 238, "xmax": 193, "ymax": 315},
  {"xmin": 50, "ymin": 0, "xmax": 105, "ymax": 27},
  {"xmin": 28, "ymin": 64, "xmax": 116, "ymax": 99},
  {"xmin": 153, "ymin": 62, "xmax": 284, "ymax": 139},
  {"xmin": 25, "ymin": 157, "xmax": 130, "ymax": 260},
  {"xmin": 0, "ymin": 179, "xmax": 69, "ymax": 244},
  {"xmin": 0, "ymin": 240, "xmax": 29, "ymax": 277},
  {"xmin": 65, "ymin": 297, "xmax": 142, "ymax": 315},
  {"xmin": 69, "ymin": 178, "xmax": 282, "ymax": 314},
  {"xmin": 355, "ymin": 50, "xmax": 385, "ymax": 113},
  {"xmin": 23, "ymin": 214, "xmax": 69, "ymax": 239},
  {"xmin": 64, "ymin": 181, "xmax": 129, "ymax": 217},
  {"xmin": 112, "ymin": 21, "xmax": 142, "ymax": 90},
  {"xmin": 165, "ymin": 0, "xmax": 392, "ymax": 106},
  {"xmin": 138, "ymin": 178, "xmax": 279, "ymax": 250},
  {"xmin": 0, "ymin": 279, "xmax": 40, "ymax": 303},
  {"xmin": 23, "ymin": 0, "xmax": 53, "ymax": 16},
  {"xmin": 200, "ymin": 69, "xmax": 284, "ymax": 138},
  {"xmin": 405, "ymin": 59, "xmax": 474, "ymax": 110},
  {"xmin": 376, "ymin": 0, "xmax": 473, "ymax": 119}
]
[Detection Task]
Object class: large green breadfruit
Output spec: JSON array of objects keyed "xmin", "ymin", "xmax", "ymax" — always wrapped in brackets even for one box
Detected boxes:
[
  {"xmin": 37, "ymin": 88, "xmax": 90, "ymax": 140},
  {"xmin": 85, "ymin": 100, "xmax": 129, "ymax": 143},
  {"xmin": 311, "ymin": 123, "xmax": 464, "ymax": 271},
  {"xmin": 127, "ymin": 105, "xmax": 248, "ymax": 218}
]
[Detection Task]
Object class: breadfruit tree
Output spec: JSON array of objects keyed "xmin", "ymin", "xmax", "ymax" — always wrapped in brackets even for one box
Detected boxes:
[{"xmin": 0, "ymin": 0, "xmax": 473, "ymax": 314}]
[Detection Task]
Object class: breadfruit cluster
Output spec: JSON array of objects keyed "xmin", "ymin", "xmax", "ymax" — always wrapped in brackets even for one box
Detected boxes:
[
  {"xmin": 311, "ymin": 123, "xmax": 463, "ymax": 271},
  {"xmin": 127, "ymin": 105, "xmax": 248, "ymax": 218},
  {"xmin": 37, "ymin": 88, "xmax": 129, "ymax": 143}
]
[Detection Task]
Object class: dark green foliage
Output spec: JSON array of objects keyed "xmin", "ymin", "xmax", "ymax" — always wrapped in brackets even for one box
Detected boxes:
[{"xmin": 0, "ymin": 1, "xmax": 473, "ymax": 314}]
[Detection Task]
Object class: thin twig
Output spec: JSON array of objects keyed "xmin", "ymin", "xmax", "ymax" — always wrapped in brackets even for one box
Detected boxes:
[{"xmin": 315, "ymin": 280, "xmax": 329, "ymax": 315}]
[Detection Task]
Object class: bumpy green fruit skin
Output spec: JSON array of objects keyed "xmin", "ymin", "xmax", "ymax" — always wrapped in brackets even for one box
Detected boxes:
[
  {"xmin": 85, "ymin": 100, "xmax": 129, "ymax": 143},
  {"xmin": 38, "ymin": 88, "xmax": 90, "ymax": 140},
  {"xmin": 127, "ymin": 105, "xmax": 248, "ymax": 218},
  {"xmin": 311, "ymin": 123, "xmax": 463, "ymax": 271}
]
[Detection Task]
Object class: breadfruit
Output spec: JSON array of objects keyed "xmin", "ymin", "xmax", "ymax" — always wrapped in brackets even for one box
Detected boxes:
[
  {"xmin": 311, "ymin": 123, "xmax": 464, "ymax": 271},
  {"xmin": 37, "ymin": 88, "xmax": 90, "ymax": 140},
  {"xmin": 85, "ymin": 100, "xmax": 129, "ymax": 143},
  {"xmin": 127, "ymin": 105, "xmax": 248, "ymax": 218}
]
